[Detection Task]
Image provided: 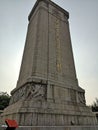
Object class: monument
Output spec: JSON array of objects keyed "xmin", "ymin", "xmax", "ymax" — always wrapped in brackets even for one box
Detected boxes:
[{"xmin": 1, "ymin": 0, "xmax": 97, "ymax": 128}]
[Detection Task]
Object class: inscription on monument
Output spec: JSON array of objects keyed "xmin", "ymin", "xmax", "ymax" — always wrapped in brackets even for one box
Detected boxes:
[{"xmin": 55, "ymin": 18, "xmax": 62, "ymax": 72}]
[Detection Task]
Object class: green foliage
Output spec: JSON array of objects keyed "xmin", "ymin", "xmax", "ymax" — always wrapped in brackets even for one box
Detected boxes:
[
  {"xmin": 0, "ymin": 92, "xmax": 10, "ymax": 110},
  {"xmin": 91, "ymin": 98, "xmax": 98, "ymax": 112}
]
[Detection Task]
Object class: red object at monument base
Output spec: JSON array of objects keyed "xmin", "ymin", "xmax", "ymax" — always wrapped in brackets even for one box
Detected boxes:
[{"xmin": 5, "ymin": 119, "xmax": 18, "ymax": 128}]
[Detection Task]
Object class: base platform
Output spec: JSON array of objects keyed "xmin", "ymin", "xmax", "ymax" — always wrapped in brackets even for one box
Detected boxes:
[{"xmin": 0, "ymin": 126, "xmax": 98, "ymax": 130}]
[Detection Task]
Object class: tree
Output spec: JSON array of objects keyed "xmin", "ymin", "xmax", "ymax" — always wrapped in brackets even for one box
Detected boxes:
[
  {"xmin": 91, "ymin": 98, "xmax": 98, "ymax": 112},
  {"xmin": 0, "ymin": 92, "xmax": 10, "ymax": 110}
]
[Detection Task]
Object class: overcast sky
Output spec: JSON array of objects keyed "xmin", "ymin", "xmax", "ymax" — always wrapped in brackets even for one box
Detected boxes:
[{"xmin": 0, "ymin": 0, "xmax": 98, "ymax": 105}]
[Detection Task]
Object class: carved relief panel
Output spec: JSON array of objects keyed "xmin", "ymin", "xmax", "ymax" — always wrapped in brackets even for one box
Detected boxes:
[{"xmin": 10, "ymin": 82, "xmax": 47, "ymax": 104}]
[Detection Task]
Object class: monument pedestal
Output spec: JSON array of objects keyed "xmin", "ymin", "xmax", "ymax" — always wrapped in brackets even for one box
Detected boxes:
[
  {"xmin": 1, "ymin": 110, "xmax": 98, "ymax": 130},
  {"xmin": 1, "ymin": 94, "xmax": 97, "ymax": 126}
]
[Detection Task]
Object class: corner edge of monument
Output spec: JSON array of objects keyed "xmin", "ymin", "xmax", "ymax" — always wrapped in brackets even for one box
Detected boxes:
[{"xmin": 28, "ymin": 0, "xmax": 69, "ymax": 21}]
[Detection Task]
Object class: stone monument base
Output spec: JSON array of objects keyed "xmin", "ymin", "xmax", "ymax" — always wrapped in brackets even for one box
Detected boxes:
[
  {"xmin": 1, "ymin": 99, "xmax": 97, "ymax": 126},
  {"xmin": 20, "ymin": 126, "xmax": 97, "ymax": 130},
  {"xmin": 0, "ymin": 126, "xmax": 98, "ymax": 130}
]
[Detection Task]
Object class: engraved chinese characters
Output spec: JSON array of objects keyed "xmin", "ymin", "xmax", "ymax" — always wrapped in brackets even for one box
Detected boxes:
[{"xmin": 55, "ymin": 18, "xmax": 62, "ymax": 73}]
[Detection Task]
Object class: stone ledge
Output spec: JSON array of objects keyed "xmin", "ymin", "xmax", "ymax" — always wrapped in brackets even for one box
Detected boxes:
[{"xmin": 0, "ymin": 126, "xmax": 98, "ymax": 130}]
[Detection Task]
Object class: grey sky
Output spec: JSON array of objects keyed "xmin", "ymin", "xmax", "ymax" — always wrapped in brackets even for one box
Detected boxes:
[{"xmin": 0, "ymin": 0, "xmax": 98, "ymax": 105}]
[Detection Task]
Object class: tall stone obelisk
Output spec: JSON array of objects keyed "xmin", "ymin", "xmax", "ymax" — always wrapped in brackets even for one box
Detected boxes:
[{"xmin": 1, "ymin": 0, "xmax": 97, "ymax": 127}]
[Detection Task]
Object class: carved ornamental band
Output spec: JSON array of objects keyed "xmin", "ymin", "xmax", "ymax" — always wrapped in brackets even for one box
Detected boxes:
[{"xmin": 10, "ymin": 82, "xmax": 47, "ymax": 104}]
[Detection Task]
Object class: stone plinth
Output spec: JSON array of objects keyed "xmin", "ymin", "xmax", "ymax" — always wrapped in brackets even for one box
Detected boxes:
[{"xmin": 0, "ymin": 126, "xmax": 98, "ymax": 130}]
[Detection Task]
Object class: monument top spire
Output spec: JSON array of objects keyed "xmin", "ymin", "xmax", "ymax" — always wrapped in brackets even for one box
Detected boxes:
[{"xmin": 28, "ymin": 0, "xmax": 69, "ymax": 21}]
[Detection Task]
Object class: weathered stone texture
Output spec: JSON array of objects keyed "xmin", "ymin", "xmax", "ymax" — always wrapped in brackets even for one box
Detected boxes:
[{"xmin": 1, "ymin": 0, "xmax": 97, "ymax": 128}]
